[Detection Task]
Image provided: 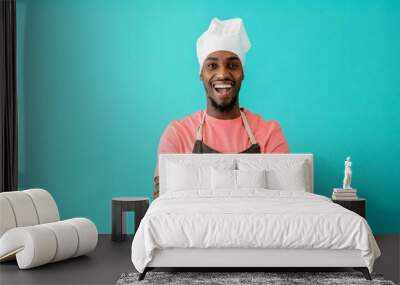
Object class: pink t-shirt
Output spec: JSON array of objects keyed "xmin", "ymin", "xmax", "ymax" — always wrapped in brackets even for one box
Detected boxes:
[{"xmin": 154, "ymin": 108, "xmax": 289, "ymax": 179}]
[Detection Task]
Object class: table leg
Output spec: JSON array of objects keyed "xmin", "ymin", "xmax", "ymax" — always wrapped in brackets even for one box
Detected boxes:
[
  {"xmin": 134, "ymin": 201, "xmax": 149, "ymax": 234},
  {"xmin": 112, "ymin": 202, "xmax": 127, "ymax": 241}
]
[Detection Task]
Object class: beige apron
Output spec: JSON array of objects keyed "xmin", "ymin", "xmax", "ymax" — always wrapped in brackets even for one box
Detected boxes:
[{"xmin": 192, "ymin": 109, "xmax": 261, "ymax": 153}]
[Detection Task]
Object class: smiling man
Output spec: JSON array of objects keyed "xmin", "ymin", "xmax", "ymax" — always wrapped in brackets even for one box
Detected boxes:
[{"xmin": 153, "ymin": 18, "xmax": 289, "ymax": 198}]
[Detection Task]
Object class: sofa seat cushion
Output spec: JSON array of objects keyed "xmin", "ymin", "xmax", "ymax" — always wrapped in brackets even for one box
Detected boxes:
[{"xmin": 0, "ymin": 218, "xmax": 97, "ymax": 269}]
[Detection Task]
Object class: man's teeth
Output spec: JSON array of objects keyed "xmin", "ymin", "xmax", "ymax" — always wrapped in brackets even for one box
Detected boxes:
[{"xmin": 214, "ymin": 84, "xmax": 232, "ymax": 88}]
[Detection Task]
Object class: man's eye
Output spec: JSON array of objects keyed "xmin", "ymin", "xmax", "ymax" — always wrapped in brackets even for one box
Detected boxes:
[
  {"xmin": 228, "ymin": 63, "xmax": 239, "ymax": 69},
  {"xmin": 207, "ymin": 63, "xmax": 217, "ymax": 69}
]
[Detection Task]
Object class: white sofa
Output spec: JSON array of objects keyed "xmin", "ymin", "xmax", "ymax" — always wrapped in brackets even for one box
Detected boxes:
[
  {"xmin": 132, "ymin": 153, "xmax": 378, "ymax": 281},
  {"xmin": 0, "ymin": 189, "xmax": 98, "ymax": 269}
]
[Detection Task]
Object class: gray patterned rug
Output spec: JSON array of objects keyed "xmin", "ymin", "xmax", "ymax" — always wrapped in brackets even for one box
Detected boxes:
[{"xmin": 116, "ymin": 271, "xmax": 396, "ymax": 285}]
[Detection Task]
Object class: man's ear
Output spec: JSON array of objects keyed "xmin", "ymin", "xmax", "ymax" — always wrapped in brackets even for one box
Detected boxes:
[{"xmin": 199, "ymin": 69, "xmax": 203, "ymax": 80}]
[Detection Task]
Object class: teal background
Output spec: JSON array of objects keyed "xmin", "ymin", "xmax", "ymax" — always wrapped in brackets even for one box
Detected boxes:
[{"xmin": 16, "ymin": 0, "xmax": 400, "ymax": 234}]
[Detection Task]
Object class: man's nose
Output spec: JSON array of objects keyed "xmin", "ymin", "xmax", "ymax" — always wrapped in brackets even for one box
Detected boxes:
[{"xmin": 215, "ymin": 65, "xmax": 231, "ymax": 78}]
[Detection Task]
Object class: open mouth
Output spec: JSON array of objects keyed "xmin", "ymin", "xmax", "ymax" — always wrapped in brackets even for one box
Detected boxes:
[{"xmin": 212, "ymin": 81, "xmax": 234, "ymax": 97}]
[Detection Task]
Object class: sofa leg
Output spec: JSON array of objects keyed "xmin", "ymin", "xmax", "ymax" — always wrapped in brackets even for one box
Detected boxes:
[
  {"xmin": 354, "ymin": 267, "xmax": 371, "ymax": 280},
  {"xmin": 138, "ymin": 268, "xmax": 148, "ymax": 281}
]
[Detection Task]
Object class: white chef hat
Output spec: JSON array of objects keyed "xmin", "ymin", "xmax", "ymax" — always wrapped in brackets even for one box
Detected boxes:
[{"xmin": 196, "ymin": 17, "xmax": 251, "ymax": 73}]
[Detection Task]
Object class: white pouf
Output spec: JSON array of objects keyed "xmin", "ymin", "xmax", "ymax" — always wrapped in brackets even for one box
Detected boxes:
[{"xmin": 0, "ymin": 189, "xmax": 98, "ymax": 269}]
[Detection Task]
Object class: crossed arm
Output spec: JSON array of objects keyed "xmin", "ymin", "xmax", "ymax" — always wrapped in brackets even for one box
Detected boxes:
[{"xmin": 152, "ymin": 121, "xmax": 289, "ymax": 199}]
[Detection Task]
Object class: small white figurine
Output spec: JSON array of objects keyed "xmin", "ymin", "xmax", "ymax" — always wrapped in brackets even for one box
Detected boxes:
[{"xmin": 342, "ymin": 156, "xmax": 352, "ymax": 189}]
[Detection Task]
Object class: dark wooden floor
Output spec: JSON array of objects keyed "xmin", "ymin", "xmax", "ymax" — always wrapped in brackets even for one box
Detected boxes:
[
  {"xmin": 0, "ymin": 235, "xmax": 134, "ymax": 285},
  {"xmin": 0, "ymin": 234, "xmax": 399, "ymax": 285},
  {"xmin": 374, "ymin": 234, "xmax": 400, "ymax": 284}
]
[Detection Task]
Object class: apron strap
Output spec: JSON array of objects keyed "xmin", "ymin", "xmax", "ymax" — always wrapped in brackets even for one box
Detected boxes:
[
  {"xmin": 195, "ymin": 111, "xmax": 207, "ymax": 140},
  {"xmin": 195, "ymin": 109, "xmax": 257, "ymax": 144},
  {"xmin": 240, "ymin": 110, "xmax": 257, "ymax": 145}
]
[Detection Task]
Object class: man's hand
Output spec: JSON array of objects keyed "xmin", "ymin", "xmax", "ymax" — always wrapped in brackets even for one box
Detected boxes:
[
  {"xmin": 153, "ymin": 187, "xmax": 159, "ymax": 199},
  {"xmin": 153, "ymin": 176, "xmax": 160, "ymax": 199}
]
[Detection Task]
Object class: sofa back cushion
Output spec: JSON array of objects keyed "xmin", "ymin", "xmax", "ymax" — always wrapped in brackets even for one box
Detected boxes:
[
  {"xmin": 211, "ymin": 168, "xmax": 267, "ymax": 190},
  {"xmin": 159, "ymin": 154, "xmax": 313, "ymax": 195},
  {"xmin": 237, "ymin": 157, "xmax": 311, "ymax": 192},
  {"xmin": 164, "ymin": 158, "xmax": 235, "ymax": 193},
  {"xmin": 0, "ymin": 189, "xmax": 60, "ymax": 238}
]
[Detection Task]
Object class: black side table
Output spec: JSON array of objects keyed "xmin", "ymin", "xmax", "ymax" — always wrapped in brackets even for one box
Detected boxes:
[
  {"xmin": 111, "ymin": 197, "xmax": 149, "ymax": 242},
  {"xmin": 332, "ymin": 198, "xmax": 366, "ymax": 219}
]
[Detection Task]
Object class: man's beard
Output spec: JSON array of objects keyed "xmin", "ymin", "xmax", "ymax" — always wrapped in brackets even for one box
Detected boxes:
[{"xmin": 208, "ymin": 93, "xmax": 238, "ymax": 113}]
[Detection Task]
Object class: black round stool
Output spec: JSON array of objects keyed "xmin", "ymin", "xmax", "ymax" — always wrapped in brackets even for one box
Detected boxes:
[{"xmin": 111, "ymin": 197, "xmax": 149, "ymax": 242}]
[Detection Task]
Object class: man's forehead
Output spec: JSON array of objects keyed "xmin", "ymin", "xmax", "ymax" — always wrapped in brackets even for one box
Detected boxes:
[{"xmin": 205, "ymin": 51, "xmax": 240, "ymax": 61}]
